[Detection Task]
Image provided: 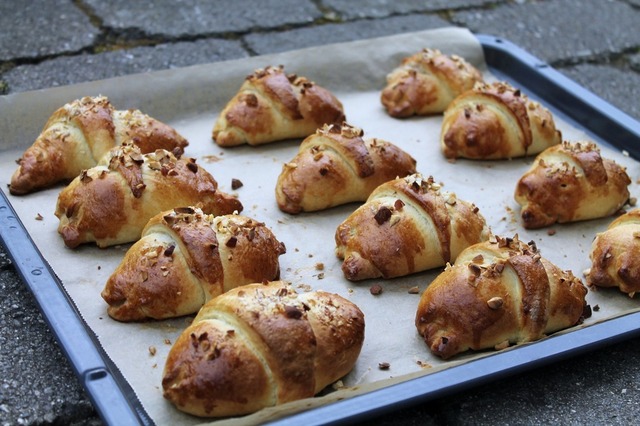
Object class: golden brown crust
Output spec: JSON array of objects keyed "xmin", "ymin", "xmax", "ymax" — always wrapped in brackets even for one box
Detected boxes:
[
  {"xmin": 55, "ymin": 146, "xmax": 242, "ymax": 248},
  {"xmin": 161, "ymin": 318, "xmax": 274, "ymax": 417},
  {"xmin": 381, "ymin": 48, "xmax": 483, "ymax": 117},
  {"xmin": 162, "ymin": 281, "xmax": 365, "ymax": 417},
  {"xmin": 9, "ymin": 96, "xmax": 188, "ymax": 195},
  {"xmin": 440, "ymin": 82, "xmax": 561, "ymax": 159},
  {"xmin": 415, "ymin": 235, "xmax": 588, "ymax": 359},
  {"xmin": 101, "ymin": 207, "xmax": 285, "ymax": 321},
  {"xmin": 212, "ymin": 65, "xmax": 345, "ymax": 147},
  {"xmin": 514, "ymin": 141, "xmax": 631, "ymax": 228},
  {"xmin": 335, "ymin": 173, "xmax": 490, "ymax": 281},
  {"xmin": 275, "ymin": 123, "xmax": 417, "ymax": 213},
  {"xmin": 587, "ymin": 209, "xmax": 640, "ymax": 296}
]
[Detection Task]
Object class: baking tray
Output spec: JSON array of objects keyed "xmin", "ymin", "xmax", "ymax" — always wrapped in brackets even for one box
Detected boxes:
[{"xmin": 1, "ymin": 33, "xmax": 639, "ymax": 426}]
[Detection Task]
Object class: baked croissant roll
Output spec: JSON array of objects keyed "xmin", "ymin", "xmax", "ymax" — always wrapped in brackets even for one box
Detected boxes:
[
  {"xmin": 381, "ymin": 48, "xmax": 483, "ymax": 117},
  {"xmin": 9, "ymin": 95, "xmax": 188, "ymax": 195},
  {"xmin": 162, "ymin": 280, "xmax": 365, "ymax": 418},
  {"xmin": 212, "ymin": 65, "xmax": 346, "ymax": 147},
  {"xmin": 587, "ymin": 209, "xmax": 640, "ymax": 297},
  {"xmin": 101, "ymin": 208, "xmax": 286, "ymax": 321},
  {"xmin": 275, "ymin": 123, "xmax": 417, "ymax": 214},
  {"xmin": 335, "ymin": 173, "xmax": 490, "ymax": 281},
  {"xmin": 416, "ymin": 235, "xmax": 589, "ymax": 359},
  {"xmin": 440, "ymin": 81, "xmax": 562, "ymax": 159},
  {"xmin": 514, "ymin": 141, "xmax": 631, "ymax": 229},
  {"xmin": 55, "ymin": 145, "xmax": 242, "ymax": 248}
]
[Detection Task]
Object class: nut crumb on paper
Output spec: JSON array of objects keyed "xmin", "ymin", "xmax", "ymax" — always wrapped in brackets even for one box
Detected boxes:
[
  {"xmin": 416, "ymin": 360, "xmax": 432, "ymax": 368},
  {"xmin": 231, "ymin": 178, "xmax": 243, "ymax": 190},
  {"xmin": 201, "ymin": 154, "xmax": 222, "ymax": 163},
  {"xmin": 332, "ymin": 380, "xmax": 344, "ymax": 390}
]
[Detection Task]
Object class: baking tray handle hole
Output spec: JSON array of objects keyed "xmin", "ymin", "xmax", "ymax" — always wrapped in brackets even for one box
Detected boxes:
[{"xmin": 86, "ymin": 369, "xmax": 108, "ymax": 382}]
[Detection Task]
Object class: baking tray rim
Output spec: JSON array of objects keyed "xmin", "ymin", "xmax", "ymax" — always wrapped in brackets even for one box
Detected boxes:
[{"xmin": 1, "ymin": 33, "xmax": 639, "ymax": 426}]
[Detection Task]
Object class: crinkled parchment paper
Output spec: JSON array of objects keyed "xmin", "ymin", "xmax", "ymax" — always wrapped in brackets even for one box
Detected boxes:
[{"xmin": 0, "ymin": 27, "xmax": 638, "ymax": 425}]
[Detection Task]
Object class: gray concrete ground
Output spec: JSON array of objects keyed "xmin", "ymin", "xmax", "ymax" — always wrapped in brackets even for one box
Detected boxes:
[{"xmin": 1, "ymin": 1, "xmax": 640, "ymax": 425}]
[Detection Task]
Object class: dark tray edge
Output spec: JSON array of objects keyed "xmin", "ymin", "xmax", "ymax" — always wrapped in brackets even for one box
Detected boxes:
[
  {"xmin": 0, "ymin": 192, "xmax": 151, "ymax": 426},
  {"xmin": 1, "ymin": 33, "xmax": 639, "ymax": 426}
]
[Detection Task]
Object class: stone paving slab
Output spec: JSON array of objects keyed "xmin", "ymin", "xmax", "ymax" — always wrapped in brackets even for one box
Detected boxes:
[
  {"xmin": 244, "ymin": 14, "xmax": 450, "ymax": 55},
  {"xmin": 0, "ymin": 0, "xmax": 99, "ymax": 61},
  {"xmin": 0, "ymin": 266, "xmax": 98, "ymax": 426},
  {"xmin": 3, "ymin": 38, "xmax": 247, "ymax": 93},
  {"xmin": 82, "ymin": 0, "xmax": 323, "ymax": 38},
  {"xmin": 562, "ymin": 63, "xmax": 640, "ymax": 120},
  {"xmin": 321, "ymin": 0, "xmax": 501, "ymax": 19},
  {"xmin": 453, "ymin": 0, "xmax": 640, "ymax": 65}
]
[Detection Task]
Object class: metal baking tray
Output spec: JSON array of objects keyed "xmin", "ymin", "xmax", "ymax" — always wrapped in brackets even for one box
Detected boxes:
[{"xmin": 1, "ymin": 34, "xmax": 639, "ymax": 426}]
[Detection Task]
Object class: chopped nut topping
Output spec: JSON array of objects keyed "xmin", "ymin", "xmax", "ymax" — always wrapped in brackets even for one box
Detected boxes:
[
  {"xmin": 242, "ymin": 93, "xmax": 258, "ymax": 107},
  {"xmin": 284, "ymin": 305, "xmax": 303, "ymax": 319},
  {"xmin": 487, "ymin": 297, "xmax": 503, "ymax": 309},
  {"xmin": 80, "ymin": 170, "xmax": 93, "ymax": 184},
  {"xmin": 468, "ymin": 263, "xmax": 482, "ymax": 276},
  {"xmin": 408, "ymin": 286, "xmax": 419, "ymax": 294},
  {"xmin": 206, "ymin": 343, "xmax": 220, "ymax": 360},
  {"xmin": 369, "ymin": 284, "xmax": 383, "ymax": 295},
  {"xmin": 186, "ymin": 161, "xmax": 198, "ymax": 173},
  {"xmin": 378, "ymin": 362, "xmax": 390, "ymax": 370},
  {"xmin": 226, "ymin": 236, "xmax": 238, "ymax": 248},
  {"xmin": 374, "ymin": 206, "xmax": 392, "ymax": 225}
]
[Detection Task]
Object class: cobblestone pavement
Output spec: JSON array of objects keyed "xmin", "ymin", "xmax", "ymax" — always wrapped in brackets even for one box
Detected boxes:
[{"xmin": 1, "ymin": 1, "xmax": 639, "ymax": 425}]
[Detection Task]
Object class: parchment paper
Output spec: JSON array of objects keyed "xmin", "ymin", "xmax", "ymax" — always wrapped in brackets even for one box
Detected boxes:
[{"xmin": 0, "ymin": 27, "xmax": 638, "ymax": 425}]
